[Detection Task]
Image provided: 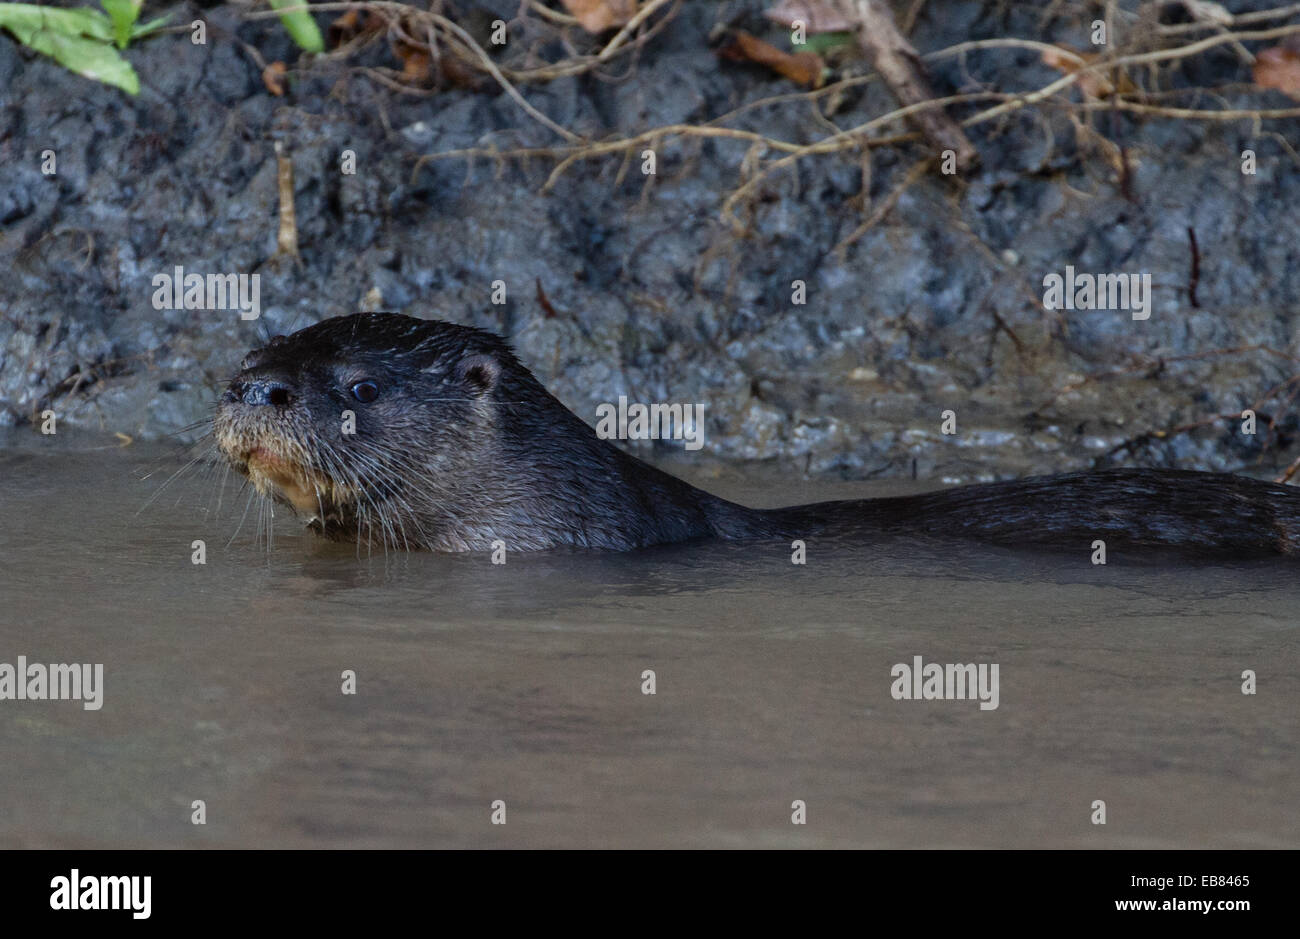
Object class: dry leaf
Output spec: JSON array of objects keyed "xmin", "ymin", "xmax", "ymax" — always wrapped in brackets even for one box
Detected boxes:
[
  {"xmin": 436, "ymin": 53, "xmax": 487, "ymax": 89},
  {"xmin": 1254, "ymin": 46, "xmax": 1300, "ymax": 100},
  {"xmin": 390, "ymin": 40, "xmax": 484, "ymax": 89},
  {"xmin": 329, "ymin": 8, "xmax": 382, "ymax": 48},
  {"xmin": 262, "ymin": 61, "xmax": 287, "ymax": 97},
  {"xmin": 720, "ymin": 30, "xmax": 824, "ymax": 88},
  {"xmin": 393, "ymin": 42, "xmax": 432, "ymax": 84},
  {"xmin": 763, "ymin": 0, "xmax": 853, "ymax": 33},
  {"xmin": 1041, "ymin": 45, "xmax": 1135, "ymax": 98},
  {"xmin": 560, "ymin": 0, "xmax": 637, "ymax": 34}
]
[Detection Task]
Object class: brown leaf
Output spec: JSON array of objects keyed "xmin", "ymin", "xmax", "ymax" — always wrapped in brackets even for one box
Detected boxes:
[
  {"xmin": 437, "ymin": 53, "xmax": 487, "ymax": 90},
  {"xmin": 1254, "ymin": 46, "xmax": 1300, "ymax": 100},
  {"xmin": 328, "ymin": 9, "xmax": 382, "ymax": 48},
  {"xmin": 719, "ymin": 30, "xmax": 824, "ymax": 88},
  {"xmin": 560, "ymin": 0, "xmax": 637, "ymax": 34},
  {"xmin": 394, "ymin": 41, "xmax": 432, "ymax": 84},
  {"xmin": 763, "ymin": 0, "xmax": 853, "ymax": 33},
  {"xmin": 262, "ymin": 61, "xmax": 287, "ymax": 97},
  {"xmin": 389, "ymin": 38, "xmax": 487, "ymax": 90},
  {"xmin": 1041, "ymin": 45, "xmax": 1135, "ymax": 98}
]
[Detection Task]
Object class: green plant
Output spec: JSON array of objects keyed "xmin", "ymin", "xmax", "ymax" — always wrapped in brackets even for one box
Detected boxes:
[
  {"xmin": 268, "ymin": 0, "xmax": 323, "ymax": 53},
  {"xmin": 0, "ymin": 1, "xmax": 169, "ymax": 95},
  {"xmin": 1, "ymin": 2, "xmax": 326, "ymax": 94},
  {"xmin": 101, "ymin": 0, "xmax": 168, "ymax": 50}
]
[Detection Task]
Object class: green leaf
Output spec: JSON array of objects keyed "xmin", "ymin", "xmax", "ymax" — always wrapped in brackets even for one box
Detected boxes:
[
  {"xmin": 0, "ymin": 4, "xmax": 116, "ymax": 43},
  {"xmin": 0, "ymin": 3, "xmax": 140, "ymax": 94},
  {"xmin": 130, "ymin": 13, "xmax": 172, "ymax": 42},
  {"xmin": 267, "ymin": 0, "xmax": 324, "ymax": 54},
  {"xmin": 100, "ymin": 0, "xmax": 142, "ymax": 50},
  {"xmin": 799, "ymin": 31, "xmax": 855, "ymax": 56},
  {"xmin": 24, "ymin": 27, "xmax": 139, "ymax": 94}
]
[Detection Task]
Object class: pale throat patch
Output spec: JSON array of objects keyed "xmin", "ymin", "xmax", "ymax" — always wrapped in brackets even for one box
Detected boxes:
[{"xmin": 247, "ymin": 450, "xmax": 325, "ymax": 515}]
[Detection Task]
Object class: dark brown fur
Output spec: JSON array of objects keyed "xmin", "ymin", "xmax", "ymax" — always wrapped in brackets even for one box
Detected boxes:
[{"xmin": 213, "ymin": 313, "xmax": 1300, "ymax": 558}]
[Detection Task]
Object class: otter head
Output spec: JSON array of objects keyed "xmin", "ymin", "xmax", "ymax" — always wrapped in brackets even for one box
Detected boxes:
[{"xmin": 214, "ymin": 312, "xmax": 522, "ymax": 548}]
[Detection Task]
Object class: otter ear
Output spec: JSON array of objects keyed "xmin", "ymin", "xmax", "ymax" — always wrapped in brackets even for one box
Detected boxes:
[{"xmin": 455, "ymin": 353, "xmax": 500, "ymax": 396}]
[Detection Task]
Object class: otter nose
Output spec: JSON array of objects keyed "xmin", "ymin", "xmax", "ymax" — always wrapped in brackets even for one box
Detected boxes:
[{"xmin": 225, "ymin": 376, "xmax": 295, "ymax": 408}]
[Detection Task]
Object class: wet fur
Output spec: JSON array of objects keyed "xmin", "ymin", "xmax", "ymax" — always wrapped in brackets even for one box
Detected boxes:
[{"xmin": 214, "ymin": 313, "xmax": 1300, "ymax": 558}]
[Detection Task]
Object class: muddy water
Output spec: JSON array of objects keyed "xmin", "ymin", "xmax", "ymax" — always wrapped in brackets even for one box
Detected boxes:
[{"xmin": 0, "ymin": 436, "xmax": 1295, "ymax": 848}]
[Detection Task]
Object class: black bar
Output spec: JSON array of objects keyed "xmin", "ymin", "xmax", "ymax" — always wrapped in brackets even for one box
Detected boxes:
[{"xmin": 3, "ymin": 849, "xmax": 1287, "ymax": 925}]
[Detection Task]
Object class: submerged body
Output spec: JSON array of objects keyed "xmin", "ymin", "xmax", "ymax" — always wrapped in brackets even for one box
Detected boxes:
[{"xmin": 213, "ymin": 313, "xmax": 1300, "ymax": 558}]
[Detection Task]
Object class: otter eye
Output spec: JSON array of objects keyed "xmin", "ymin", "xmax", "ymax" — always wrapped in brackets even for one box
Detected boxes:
[{"xmin": 350, "ymin": 380, "xmax": 380, "ymax": 403}]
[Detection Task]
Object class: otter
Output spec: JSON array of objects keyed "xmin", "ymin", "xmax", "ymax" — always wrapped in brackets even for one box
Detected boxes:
[{"xmin": 212, "ymin": 312, "xmax": 1300, "ymax": 557}]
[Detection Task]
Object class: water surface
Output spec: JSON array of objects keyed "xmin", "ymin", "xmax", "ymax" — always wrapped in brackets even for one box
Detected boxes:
[{"xmin": 0, "ymin": 438, "xmax": 1295, "ymax": 847}]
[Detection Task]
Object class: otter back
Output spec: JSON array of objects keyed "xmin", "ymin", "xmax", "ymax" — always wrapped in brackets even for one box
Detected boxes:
[{"xmin": 214, "ymin": 313, "xmax": 1300, "ymax": 558}]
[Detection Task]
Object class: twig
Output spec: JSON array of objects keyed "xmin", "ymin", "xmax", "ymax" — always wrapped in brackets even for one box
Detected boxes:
[
  {"xmin": 273, "ymin": 141, "xmax": 299, "ymax": 259},
  {"xmin": 1276, "ymin": 452, "xmax": 1300, "ymax": 483},
  {"xmin": 833, "ymin": 0, "xmax": 978, "ymax": 169},
  {"xmin": 427, "ymin": 10, "xmax": 579, "ymax": 141},
  {"xmin": 833, "ymin": 157, "xmax": 932, "ymax": 256}
]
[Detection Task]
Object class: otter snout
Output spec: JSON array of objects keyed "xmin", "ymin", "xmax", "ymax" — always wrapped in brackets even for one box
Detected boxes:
[
  {"xmin": 223, "ymin": 375, "xmax": 296, "ymax": 408},
  {"xmin": 214, "ymin": 367, "xmax": 305, "ymax": 473}
]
